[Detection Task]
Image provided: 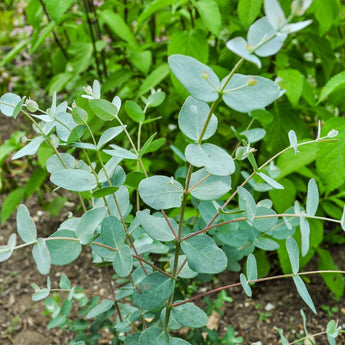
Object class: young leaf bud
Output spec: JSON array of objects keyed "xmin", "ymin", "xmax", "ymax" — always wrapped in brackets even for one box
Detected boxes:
[{"xmin": 26, "ymin": 99, "xmax": 39, "ymax": 112}]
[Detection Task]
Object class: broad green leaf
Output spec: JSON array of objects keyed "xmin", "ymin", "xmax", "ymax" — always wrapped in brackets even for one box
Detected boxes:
[
  {"xmin": 195, "ymin": 0, "xmax": 221, "ymax": 36},
  {"xmin": 226, "ymin": 37, "xmax": 261, "ymax": 68},
  {"xmin": 306, "ymin": 179, "xmax": 319, "ymax": 216},
  {"xmin": 257, "ymin": 172, "xmax": 284, "ymax": 189},
  {"xmin": 67, "ymin": 125, "xmax": 86, "ymax": 144},
  {"xmin": 72, "ymin": 106, "xmax": 88, "ymax": 124},
  {"xmin": 143, "ymin": 138, "xmax": 165, "ymax": 154},
  {"xmin": 50, "ymin": 169, "xmax": 97, "ymax": 192},
  {"xmin": 278, "ymin": 69, "xmax": 303, "ymax": 107},
  {"xmin": 264, "ymin": 0, "xmax": 286, "ymax": 29},
  {"xmin": 76, "ymin": 207, "xmax": 108, "ymax": 244},
  {"xmin": 97, "ymin": 126, "xmax": 123, "ymax": 149},
  {"xmin": 68, "ymin": 42, "xmax": 93, "ymax": 74},
  {"xmin": 30, "ymin": 21, "xmax": 56, "ymax": 53},
  {"xmin": 168, "ymin": 55, "xmax": 220, "ymax": 102},
  {"xmin": 136, "ymin": 0, "xmax": 174, "ymax": 28},
  {"xmin": 133, "ymin": 272, "xmax": 174, "ymax": 310},
  {"xmin": 238, "ymin": 0, "xmax": 263, "ymax": 28},
  {"xmin": 42, "ymin": 0, "xmax": 74, "ymax": 22},
  {"xmin": 292, "ymin": 275, "xmax": 316, "ymax": 314},
  {"xmin": 113, "ymin": 245, "xmax": 133, "ymax": 277},
  {"xmin": 129, "ymin": 50, "xmax": 152, "ymax": 74},
  {"xmin": 222, "ymin": 74, "xmax": 280, "ymax": 113},
  {"xmin": 136, "ymin": 210, "xmax": 176, "ymax": 242},
  {"xmin": 89, "ymin": 99, "xmax": 118, "ymax": 121},
  {"xmin": 238, "ymin": 186, "xmax": 256, "ymax": 224},
  {"xmin": 1, "ymin": 187, "xmax": 26, "ymax": 224},
  {"xmin": 172, "ymin": 303, "xmax": 208, "ymax": 328},
  {"xmin": 12, "ymin": 136, "xmax": 45, "ymax": 160},
  {"xmin": 319, "ymin": 70, "xmax": 345, "ymax": 103},
  {"xmin": 269, "ymin": 178, "xmax": 296, "ymax": 214},
  {"xmin": 0, "ymin": 234, "xmax": 16, "ymax": 262},
  {"xmin": 17, "ymin": 204, "xmax": 37, "ymax": 243},
  {"xmin": 32, "ymin": 238, "xmax": 51, "ymax": 275},
  {"xmin": 240, "ymin": 273, "xmax": 252, "ymax": 297},
  {"xmin": 317, "ymin": 248, "xmax": 344, "ymax": 300},
  {"xmin": 139, "ymin": 175, "xmax": 183, "ymax": 210},
  {"xmin": 93, "ymin": 186, "xmax": 118, "ymax": 198},
  {"xmin": 100, "ymin": 216, "xmax": 125, "ymax": 249},
  {"xmin": 185, "ymin": 143, "xmax": 235, "ymax": 176},
  {"xmin": 168, "ymin": 29, "xmax": 209, "ymax": 64},
  {"xmin": 0, "ymin": 39, "xmax": 30, "ymax": 67},
  {"xmin": 100, "ymin": 10, "xmax": 137, "ymax": 46},
  {"xmin": 189, "ymin": 168, "xmax": 231, "ymax": 201},
  {"xmin": 138, "ymin": 63, "xmax": 170, "ymax": 96},
  {"xmin": 300, "ymin": 215, "xmax": 310, "ymax": 257},
  {"xmin": 181, "ymin": 234, "xmax": 227, "ymax": 274},
  {"xmin": 125, "ymin": 171, "xmax": 146, "ymax": 189},
  {"xmin": 313, "ymin": 0, "xmax": 340, "ymax": 36},
  {"xmin": 246, "ymin": 254, "xmax": 257, "ymax": 281},
  {"xmin": 47, "ymin": 230, "xmax": 82, "ymax": 265},
  {"xmin": 87, "ymin": 299, "xmax": 114, "ymax": 319},
  {"xmin": 125, "ymin": 101, "xmax": 145, "ymax": 123},
  {"xmin": 178, "ymin": 97, "xmax": 218, "ymax": 142},
  {"xmin": 147, "ymin": 92, "xmax": 165, "ymax": 107},
  {"xmin": 248, "ymin": 17, "xmax": 287, "ymax": 57},
  {"xmin": 139, "ymin": 327, "xmax": 169, "ymax": 345},
  {"xmin": 286, "ymin": 237, "xmax": 299, "ymax": 274}
]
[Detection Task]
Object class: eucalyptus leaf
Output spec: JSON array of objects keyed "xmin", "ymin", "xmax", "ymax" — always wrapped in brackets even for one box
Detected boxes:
[
  {"xmin": 0, "ymin": 234, "xmax": 16, "ymax": 262},
  {"xmin": 286, "ymin": 236, "xmax": 299, "ymax": 274},
  {"xmin": 185, "ymin": 143, "xmax": 235, "ymax": 176},
  {"xmin": 238, "ymin": 187, "xmax": 257, "ymax": 224},
  {"xmin": 240, "ymin": 273, "xmax": 252, "ymax": 297},
  {"xmin": 89, "ymin": 99, "xmax": 118, "ymax": 121},
  {"xmin": 50, "ymin": 169, "xmax": 97, "ymax": 192},
  {"xmin": 139, "ymin": 327, "xmax": 169, "ymax": 345},
  {"xmin": 139, "ymin": 175, "xmax": 183, "ymax": 210},
  {"xmin": 133, "ymin": 272, "xmax": 174, "ymax": 310},
  {"xmin": 181, "ymin": 234, "xmax": 227, "ymax": 274},
  {"xmin": 300, "ymin": 215, "xmax": 310, "ymax": 256},
  {"xmin": 222, "ymin": 74, "xmax": 281, "ymax": 113},
  {"xmin": 32, "ymin": 238, "xmax": 51, "ymax": 275},
  {"xmin": 341, "ymin": 205, "xmax": 345, "ymax": 231},
  {"xmin": 113, "ymin": 245, "xmax": 133, "ymax": 277},
  {"xmin": 293, "ymin": 275, "xmax": 316, "ymax": 314},
  {"xmin": 246, "ymin": 253, "xmax": 258, "ymax": 281},
  {"xmin": 16, "ymin": 204, "xmax": 37, "ymax": 243},
  {"xmin": 12, "ymin": 136, "xmax": 45, "ymax": 160},
  {"xmin": 168, "ymin": 55, "xmax": 220, "ymax": 102},
  {"xmin": 100, "ymin": 216, "xmax": 125, "ymax": 249},
  {"xmin": 97, "ymin": 126, "xmax": 123, "ymax": 149},
  {"xmin": 172, "ymin": 303, "xmax": 208, "ymax": 328},
  {"xmin": 86, "ymin": 299, "xmax": 114, "ymax": 319},
  {"xmin": 104, "ymin": 144, "xmax": 137, "ymax": 160},
  {"xmin": 306, "ymin": 178, "xmax": 319, "ymax": 216},
  {"xmin": 0, "ymin": 93, "xmax": 21, "ymax": 117},
  {"xmin": 178, "ymin": 97, "xmax": 218, "ymax": 142},
  {"xmin": 136, "ymin": 210, "xmax": 176, "ymax": 242},
  {"xmin": 257, "ymin": 172, "xmax": 284, "ymax": 189}
]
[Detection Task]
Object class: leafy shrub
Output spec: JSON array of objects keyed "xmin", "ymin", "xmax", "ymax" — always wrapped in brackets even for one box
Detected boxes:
[{"xmin": 1, "ymin": 0, "xmax": 345, "ymax": 344}]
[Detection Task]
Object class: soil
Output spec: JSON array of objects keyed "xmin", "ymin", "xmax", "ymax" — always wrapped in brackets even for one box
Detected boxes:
[{"xmin": 1, "ymin": 117, "xmax": 345, "ymax": 345}]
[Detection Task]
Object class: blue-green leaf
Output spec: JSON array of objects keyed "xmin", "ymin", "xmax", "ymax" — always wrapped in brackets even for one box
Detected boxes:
[
  {"xmin": 178, "ymin": 97, "xmax": 218, "ymax": 142},
  {"xmin": 0, "ymin": 93, "xmax": 21, "ymax": 117},
  {"xmin": 185, "ymin": 143, "xmax": 235, "ymax": 176},
  {"xmin": 100, "ymin": 216, "xmax": 125, "ymax": 249},
  {"xmin": 286, "ymin": 237, "xmax": 299, "ymax": 274},
  {"xmin": 240, "ymin": 273, "xmax": 252, "ymax": 297},
  {"xmin": 306, "ymin": 179, "xmax": 319, "ymax": 216},
  {"xmin": 181, "ymin": 234, "xmax": 227, "ymax": 274},
  {"xmin": 300, "ymin": 215, "xmax": 310, "ymax": 256},
  {"xmin": 133, "ymin": 272, "xmax": 174, "ymax": 310},
  {"xmin": 246, "ymin": 254, "xmax": 257, "ymax": 281},
  {"xmin": 89, "ymin": 99, "xmax": 118, "ymax": 121},
  {"xmin": 172, "ymin": 303, "xmax": 208, "ymax": 328},
  {"xmin": 0, "ymin": 234, "xmax": 16, "ymax": 262},
  {"xmin": 17, "ymin": 204, "xmax": 37, "ymax": 243},
  {"xmin": 50, "ymin": 169, "xmax": 97, "ymax": 192},
  {"xmin": 139, "ymin": 327, "xmax": 169, "ymax": 345},
  {"xmin": 97, "ymin": 126, "xmax": 123, "ymax": 149},
  {"xmin": 168, "ymin": 55, "xmax": 220, "ymax": 102},
  {"xmin": 113, "ymin": 245, "xmax": 133, "ymax": 277},
  {"xmin": 139, "ymin": 175, "xmax": 183, "ymax": 210},
  {"xmin": 12, "ymin": 136, "xmax": 45, "ymax": 160},
  {"xmin": 293, "ymin": 275, "xmax": 316, "ymax": 314},
  {"xmin": 32, "ymin": 238, "xmax": 51, "ymax": 275},
  {"xmin": 238, "ymin": 187, "xmax": 256, "ymax": 224},
  {"xmin": 226, "ymin": 37, "xmax": 261, "ymax": 68},
  {"xmin": 87, "ymin": 299, "xmax": 114, "ymax": 319}
]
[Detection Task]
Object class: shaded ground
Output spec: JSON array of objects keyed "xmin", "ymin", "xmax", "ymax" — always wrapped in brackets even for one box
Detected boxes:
[{"xmin": 1, "ymin": 117, "xmax": 345, "ymax": 345}]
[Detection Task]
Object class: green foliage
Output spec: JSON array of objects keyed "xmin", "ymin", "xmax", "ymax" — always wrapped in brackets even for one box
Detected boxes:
[{"xmin": 1, "ymin": 0, "xmax": 345, "ymax": 344}]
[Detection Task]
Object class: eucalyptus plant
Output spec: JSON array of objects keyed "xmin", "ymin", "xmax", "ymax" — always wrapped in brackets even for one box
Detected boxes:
[{"xmin": 1, "ymin": 0, "xmax": 344, "ymax": 344}]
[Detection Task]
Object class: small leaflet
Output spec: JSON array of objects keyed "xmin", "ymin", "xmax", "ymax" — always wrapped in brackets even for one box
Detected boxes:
[{"xmin": 288, "ymin": 130, "xmax": 299, "ymax": 154}]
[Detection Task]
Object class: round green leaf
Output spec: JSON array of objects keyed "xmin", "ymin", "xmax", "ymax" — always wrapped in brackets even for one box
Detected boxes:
[
  {"xmin": 50, "ymin": 169, "xmax": 97, "ymax": 192},
  {"xmin": 46, "ymin": 230, "xmax": 81, "ymax": 265},
  {"xmin": 139, "ymin": 175, "xmax": 183, "ymax": 210},
  {"xmin": 222, "ymin": 74, "xmax": 280, "ymax": 113},
  {"xmin": 189, "ymin": 168, "xmax": 231, "ymax": 200},
  {"xmin": 0, "ymin": 93, "xmax": 21, "ymax": 117},
  {"xmin": 178, "ymin": 97, "xmax": 218, "ymax": 141},
  {"xmin": 172, "ymin": 302, "xmax": 208, "ymax": 328},
  {"xmin": 125, "ymin": 100, "xmax": 145, "ymax": 123},
  {"xmin": 139, "ymin": 327, "xmax": 169, "ymax": 345},
  {"xmin": 113, "ymin": 245, "xmax": 133, "ymax": 277},
  {"xmin": 168, "ymin": 55, "xmax": 220, "ymax": 102},
  {"xmin": 133, "ymin": 272, "xmax": 174, "ymax": 310},
  {"xmin": 185, "ymin": 143, "xmax": 235, "ymax": 176},
  {"xmin": 181, "ymin": 234, "xmax": 227, "ymax": 274},
  {"xmin": 89, "ymin": 99, "xmax": 118, "ymax": 121}
]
